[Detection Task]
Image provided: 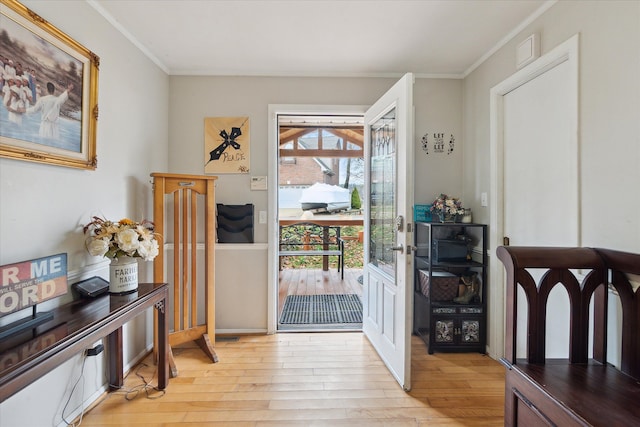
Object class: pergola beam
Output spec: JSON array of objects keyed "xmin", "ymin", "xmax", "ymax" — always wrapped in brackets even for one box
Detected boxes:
[
  {"xmin": 279, "ymin": 127, "xmax": 364, "ymax": 156},
  {"xmin": 279, "ymin": 149, "xmax": 362, "ymax": 158}
]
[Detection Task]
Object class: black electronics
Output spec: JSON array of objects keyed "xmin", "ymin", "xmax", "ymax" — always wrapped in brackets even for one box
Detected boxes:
[
  {"xmin": 87, "ymin": 343, "xmax": 104, "ymax": 356},
  {"xmin": 73, "ymin": 276, "xmax": 109, "ymax": 298},
  {"xmin": 432, "ymin": 239, "xmax": 468, "ymax": 262}
]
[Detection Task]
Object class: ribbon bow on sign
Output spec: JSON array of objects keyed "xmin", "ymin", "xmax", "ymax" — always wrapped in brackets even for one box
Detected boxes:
[{"xmin": 207, "ymin": 127, "xmax": 242, "ymax": 163}]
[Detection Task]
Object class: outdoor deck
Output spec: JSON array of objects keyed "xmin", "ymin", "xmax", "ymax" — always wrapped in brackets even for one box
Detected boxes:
[
  {"xmin": 277, "ymin": 213, "xmax": 364, "ymax": 327},
  {"xmin": 278, "ymin": 267, "xmax": 363, "ymax": 314}
]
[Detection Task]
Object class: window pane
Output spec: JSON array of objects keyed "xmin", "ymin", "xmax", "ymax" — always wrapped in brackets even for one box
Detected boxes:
[{"xmin": 369, "ymin": 109, "xmax": 396, "ymax": 276}]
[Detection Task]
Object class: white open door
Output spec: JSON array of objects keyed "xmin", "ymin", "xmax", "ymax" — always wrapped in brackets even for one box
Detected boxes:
[{"xmin": 362, "ymin": 73, "xmax": 414, "ymax": 390}]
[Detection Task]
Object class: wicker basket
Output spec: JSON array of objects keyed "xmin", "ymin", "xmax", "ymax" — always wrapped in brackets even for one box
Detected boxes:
[{"xmin": 418, "ymin": 270, "xmax": 459, "ymax": 301}]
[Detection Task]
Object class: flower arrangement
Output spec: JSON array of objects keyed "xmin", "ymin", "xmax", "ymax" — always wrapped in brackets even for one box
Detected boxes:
[
  {"xmin": 83, "ymin": 216, "xmax": 159, "ymax": 261},
  {"xmin": 430, "ymin": 194, "xmax": 465, "ymax": 218}
]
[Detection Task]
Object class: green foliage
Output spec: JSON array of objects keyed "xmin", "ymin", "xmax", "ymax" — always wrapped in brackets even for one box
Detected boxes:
[{"xmin": 350, "ymin": 188, "xmax": 361, "ymax": 210}]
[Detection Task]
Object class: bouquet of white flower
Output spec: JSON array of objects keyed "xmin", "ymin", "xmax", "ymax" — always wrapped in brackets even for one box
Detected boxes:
[
  {"xmin": 430, "ymin": 194, "xmax": 465, "ymax": 220},
  {"xmin": 83, "ymin": 216, "xmax": 159, "ymax": 261}
]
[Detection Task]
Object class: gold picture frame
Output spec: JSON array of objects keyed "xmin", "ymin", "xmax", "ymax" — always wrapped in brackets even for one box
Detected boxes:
[{"xmin": 0, "ymin": 0, "xmax": 99, "ymax": 170}]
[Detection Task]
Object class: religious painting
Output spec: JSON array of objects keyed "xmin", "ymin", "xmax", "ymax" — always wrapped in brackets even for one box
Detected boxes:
[
  {"xmin": 0, "ymin": 0, "xmax": 99, "ymax": 170},
  {"xmin": 204, "ymin": 116, "xmax": 250, "ymax": 174}
]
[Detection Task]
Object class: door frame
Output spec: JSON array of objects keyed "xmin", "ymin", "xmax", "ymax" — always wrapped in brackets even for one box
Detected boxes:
[
  {"xmin": 267, "ymin": 104, "xmax": 368, "ymax": 334},
  {"xmin": 488, "ymin": 34, "xmax": 579, "ymax": 358}
]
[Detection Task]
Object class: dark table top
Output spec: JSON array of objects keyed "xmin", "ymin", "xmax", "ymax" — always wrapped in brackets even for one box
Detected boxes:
[{"xmin": 0, "ymin": 283, "xmax": 166, "ymax": 379}]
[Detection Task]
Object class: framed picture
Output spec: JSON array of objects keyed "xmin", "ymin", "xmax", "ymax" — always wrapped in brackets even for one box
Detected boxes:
[
  {"xmin": 0, "ymin": 0, "xmax": 99, "ymax": 170},
  {"xmin": 204, "ymin": 116, "xmax": 250, "ymax": 174}
]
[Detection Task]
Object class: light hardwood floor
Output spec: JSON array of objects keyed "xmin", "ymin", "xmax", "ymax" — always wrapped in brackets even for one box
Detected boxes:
[{"xmin": 78, "ymin": 333, "xmax": 505, "ymax": 426}]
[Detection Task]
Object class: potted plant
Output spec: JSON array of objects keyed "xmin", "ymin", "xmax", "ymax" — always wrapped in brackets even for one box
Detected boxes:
[
  {"xmin": 84, "ymin": 216, "xmax": 159, "ymax": 294},
  {"xmin": 430, "ymin": 194, "xmax": 465, "ymax": 222}
]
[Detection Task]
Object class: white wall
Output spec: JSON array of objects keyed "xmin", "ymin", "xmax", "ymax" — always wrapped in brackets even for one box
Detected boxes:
[
  {"xmin": 167, "ymin": 76, "xmax": 462, "ymax": 330},
  {"xmin": 0, "ymin": 1, "xmax": 169, "ymax": 425},
  {"xmin": 414, "ymin": 79, "xmax": 464, "ymax": 204},
  {"xmin": 462, "ymin": 1, "xmax": 640, "ymax": 358},
  {"xmin": 463, "ymin": 0, "xmax": 640, "ymax": 250}
]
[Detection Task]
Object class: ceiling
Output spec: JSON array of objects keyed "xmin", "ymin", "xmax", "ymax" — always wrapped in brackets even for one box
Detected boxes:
[{"xmin": 88, "ymin": 0, "xmax": 551, "ymax": 78}]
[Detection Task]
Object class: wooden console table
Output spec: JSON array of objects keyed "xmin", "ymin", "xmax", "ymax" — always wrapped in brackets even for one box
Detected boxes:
[{"xmin": 0, "ymin": 283, "xmax": 169, "ymax": 403}]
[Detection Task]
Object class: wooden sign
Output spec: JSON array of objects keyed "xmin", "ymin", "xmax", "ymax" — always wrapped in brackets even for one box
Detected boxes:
[
  {"xmin": 0, "ymin": 253, "xmax": 68, "ymax": 316},
  {"xmin": 204, "ymin": 117, "xmax": 250, "ymax": 174}
]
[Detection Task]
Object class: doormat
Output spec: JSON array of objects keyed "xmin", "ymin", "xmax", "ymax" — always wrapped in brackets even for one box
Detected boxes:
[{"xmin": 279, "ymin": 294, "xmax": 363, "ymax": 325}]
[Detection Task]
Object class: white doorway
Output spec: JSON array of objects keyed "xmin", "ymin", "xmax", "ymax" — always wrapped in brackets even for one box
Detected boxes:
[
  {"xmin": 267, "ymin": 105, "xmax": 368, "ymax": 334},
  {"xmin": 275, "ymin": 113, "xmax": 365, "ymax": 331},
  {"xmin": 489, "ymin": 34, "xmax": 580, "ymax": 358}
]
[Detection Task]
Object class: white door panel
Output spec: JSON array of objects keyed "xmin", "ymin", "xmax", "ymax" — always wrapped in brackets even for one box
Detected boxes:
[
  {"xmin": 365, "ymin": 271, "xmax": 380, "ymax": 326},
  {"xmin": 490, "ymin": 35, "xmax": 579, "ymax": 360},
  {"xmin": 363, "ymin": 73, "xmax": 414, "ymax": 390},
  {"xmin": 383, "ymin": 284, "xmax": 396, "ymax": 343},
  {"xmin": 504, "ymin": 59, "xmax": 576, "ymax": 247},
  {"xmin": 504, "ymin": 56, "xmax": 576, "ymax": 359}
]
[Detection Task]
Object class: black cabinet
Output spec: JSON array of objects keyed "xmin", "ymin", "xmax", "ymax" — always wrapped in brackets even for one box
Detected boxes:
[{"xmin": 413, "ymin": 222, "xmax": 487, "ymax": 354}]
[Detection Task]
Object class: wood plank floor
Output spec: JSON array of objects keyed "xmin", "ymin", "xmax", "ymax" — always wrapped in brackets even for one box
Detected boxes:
[{"xmin": 78, "ymin": 333, "xmax": 505, "ymax": 426}]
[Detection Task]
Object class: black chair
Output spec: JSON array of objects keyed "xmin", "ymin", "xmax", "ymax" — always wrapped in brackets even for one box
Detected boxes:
[{"xmin": 216, "ymin": 204, "xmax": 254, "ymax": 243}]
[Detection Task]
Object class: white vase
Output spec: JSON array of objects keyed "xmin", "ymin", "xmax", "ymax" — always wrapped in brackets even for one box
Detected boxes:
[{"xmin": 109, "ymin": 256, "xmax": 138, "ymax": 294}]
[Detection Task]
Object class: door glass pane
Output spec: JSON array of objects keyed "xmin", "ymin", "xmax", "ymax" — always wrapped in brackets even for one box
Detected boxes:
[{"xmin": 369, "ymin": 109, "xmax": 396, "ymax": 277}]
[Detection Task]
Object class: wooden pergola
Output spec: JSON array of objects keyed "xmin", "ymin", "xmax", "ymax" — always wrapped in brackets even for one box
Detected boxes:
[{"xmin": 279, "ymin": 126, "xmax": 363, "ymax": 158}]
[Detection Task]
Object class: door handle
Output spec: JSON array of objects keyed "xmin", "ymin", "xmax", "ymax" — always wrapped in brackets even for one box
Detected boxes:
[{"xmin": 387, "ymin": 245, "xmax": 404, "ymax": 254}]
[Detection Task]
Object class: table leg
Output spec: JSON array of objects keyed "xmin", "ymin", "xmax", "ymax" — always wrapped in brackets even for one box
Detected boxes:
[
  {"xmin": 156, "ymin": 296, "xmax": 169, "ymax": 389},
  {"xmin": 108, "ymin": 327, "xmax": 123, "ymax": 391},
  {"xmin": 322, "ymin": 226, "xmax": 329, "ymax": 271}
]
